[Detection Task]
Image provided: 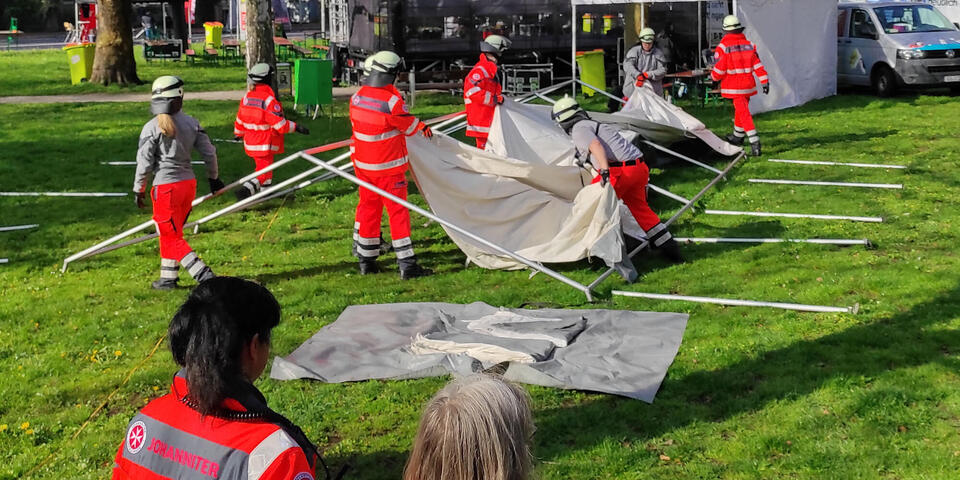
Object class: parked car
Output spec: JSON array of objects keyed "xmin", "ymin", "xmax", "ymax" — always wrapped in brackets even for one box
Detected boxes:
[{"xmin": 838, "ymin": 1, "xmax": 960, "ymax": 96}]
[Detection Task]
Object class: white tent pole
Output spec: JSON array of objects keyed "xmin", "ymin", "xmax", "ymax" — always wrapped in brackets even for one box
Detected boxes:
[
  {"xmin": 703, "ymin": 209, "xmax": 883, "ymax": 223},
  {"xmin": 588, "ymin": 152, "xmax": 745, "ymax": 290},
  {"xmin": 612, "ymin": 290, "xmax": 858, "ymax": 314},
  {"xmin": 697, "ymin": 1, "xmax": 702, "ymax": 70},
  {"xmin": 675, "ymin": 237, "xmax": 871, "ymax": 246},
  {"xmin": 571, "ymin": 1, "xmax": 578, "ymax": 97},
  {"xmin": 577, "ymin": 79, "xmax": 626, "ymax": 104},
  {"xmin": 0, "ymin": 224, "xmax": 39, "ymax": 232},
  {"xmin": 0, "ymin": 259, "xmax": 8, "ymax": 264},
  {"xmin": 768, "ymin": 159, "xmax": 907, "ymax": 169},
  {"xmin": 648, "ymin": 183, "xmax": 690, "ymax": 204},
  {"xmin": 0, "ymin": 192, "xmax": 127, "ymax": 197},
  {"xmin": 748, "ymin": 179, "xmax": 903, "ymax": 189},
  {"xmin": 642, "ymin": 140, "xmax": 723, "ymax": 175},
  {"xmin": 299, "ymin": 152, "xmax": 594, "ymax": 301}
]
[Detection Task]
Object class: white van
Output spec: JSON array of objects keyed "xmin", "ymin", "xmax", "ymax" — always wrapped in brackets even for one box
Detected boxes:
[{"xmin": 838, "ymin": 1, "xmax": 960, "ymax": 96}]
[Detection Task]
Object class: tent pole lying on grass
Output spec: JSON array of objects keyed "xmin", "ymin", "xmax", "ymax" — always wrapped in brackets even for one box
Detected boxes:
[
  {"xmin": 588, "ymin": 153, "xmax": 745, "ymax": 291},
  {"xmin": 748, "ymin": 179, "xmax": 903, "ymax": 189},
  {"xmin": 642, "ymin": 140, "xmax": 725, "ymax": 175},
  {"xmin": 769, "ymin": 159, "xmax": 906, "ymax": 169},
  {"xmin": 648, "ymin": 183, "xmax": 691, "ymax": 204},
  {"xmin": 299, "ymin": 152, "xmax": 595, "ymax": 301},
  {"xmin": 612, "ymin": 290, "xmax": 858, "ymax": 314},
  {"xmin": 61, "ymin": 151, "xmax": 308, "ymax": 271},
  {"xmin": 0, "ymin": 224, "xmax": 39, "ymax": 232},
  {"xmin": 675, "ymin": 237, "xmax": 871, "ymax": 246},
  {"xmin": 0, "ymin": 192, "xmax": 127, "ymax": 197},
  {"xmin": 703, "ymin": 209, "xmax": 883, "ymax": 223},
  {"xmin": 0, "ymin": 259, "xmax": 8, "ymax": 264}
]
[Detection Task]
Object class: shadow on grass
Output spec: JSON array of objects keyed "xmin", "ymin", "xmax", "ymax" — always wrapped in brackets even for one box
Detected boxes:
[{"xmin": 533, "ymin": 279, "xmax": 960, "ymax": 460}]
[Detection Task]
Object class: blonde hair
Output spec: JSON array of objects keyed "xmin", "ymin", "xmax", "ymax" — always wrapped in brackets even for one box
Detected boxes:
[
  {"xmin": 157, "ymin": 113, "xmax": 176, "ymax": 138},
  {"xmin": 403, "ymin": 374, "xmax": 534, "ymax": 480}
]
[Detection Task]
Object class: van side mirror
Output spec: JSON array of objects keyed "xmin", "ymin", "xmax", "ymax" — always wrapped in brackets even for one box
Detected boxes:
[{"xmin": 954, "ymin": 22, "xmax": 960, "ymax": 30}]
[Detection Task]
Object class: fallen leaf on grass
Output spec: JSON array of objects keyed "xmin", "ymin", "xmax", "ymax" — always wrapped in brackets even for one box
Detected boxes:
[{"xmin": 659, "ymin": 454, "xmax": 671, "ymax": 461}]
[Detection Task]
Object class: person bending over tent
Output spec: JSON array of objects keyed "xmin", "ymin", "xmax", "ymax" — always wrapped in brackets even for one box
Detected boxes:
[
  {"xmin": 711, "ymin": 15, "xmax": 770, "ymax": 157},
  {"xmin": 551, "ymin": 96, "xmax": 683, "ymax": 263},
  {"xmin": 464, "ymin": 35, "xmax": 510, "ymax": 150},
  {"xmin": 134, "ymin": 76, "xmax": 223, "ymax": 290},
  {"xmin": 350, "ymin": 51, "xmax": 434, "ymax": 279},
  {"xmin": 233, "ymin": 63, "xmax": 311, "ymax": 200},
  {"xmin": 623, "ymin": 27, "xmax": 667, "ymax": 99}
]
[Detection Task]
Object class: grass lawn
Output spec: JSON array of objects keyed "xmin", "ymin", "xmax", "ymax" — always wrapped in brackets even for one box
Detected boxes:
[
  {"xmin": 0, "ymin": 45, "xmax": 249, "ymax": 97},
  {"xmin": 1, "ymin": 88, "xmax": 959, "ymax": 479}
]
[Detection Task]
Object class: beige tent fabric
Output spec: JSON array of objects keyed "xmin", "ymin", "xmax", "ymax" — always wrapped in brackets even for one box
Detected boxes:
[
  {"xmin": 619, "ymin": 88, "xmax": 743, "ymax": 156},
  {"xmin": 407, "ymin": 135, "xmax": 625, "ymax": 270}
]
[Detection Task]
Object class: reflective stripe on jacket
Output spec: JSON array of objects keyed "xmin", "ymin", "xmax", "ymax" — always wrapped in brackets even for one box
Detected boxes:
[
  {"xmin": 463, "ymin": 55, "xmax": 502, "ymax": 138},
  {"xmin": 112, "ymin": 372, "xmax": 315, "ymax": 480},
  {"xmin": 710, "ymin": 32, "xmax": 769, "ymax": 99},
  {"xmin": 349, "ymin": 84, "xmax": 425, "ymax": 177},
  {"xmin": 234, "ymin": 84, "xmax": 297, "ymax": 156}
]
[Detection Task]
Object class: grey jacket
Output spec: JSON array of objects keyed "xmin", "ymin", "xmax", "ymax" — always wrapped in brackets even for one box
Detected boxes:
[
  {"xmin": 622, "ymin": 45, "xmax": 667, "ymax": 98},
  {"xmin": 133, "ymin": 112, "xmax": 218, "ymax": 193}
]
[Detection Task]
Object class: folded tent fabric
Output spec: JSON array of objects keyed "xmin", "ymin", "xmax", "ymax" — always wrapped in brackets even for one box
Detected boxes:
[{"xmin": 465, "ymin": 309, "xmax": 586, "ymax": 347}]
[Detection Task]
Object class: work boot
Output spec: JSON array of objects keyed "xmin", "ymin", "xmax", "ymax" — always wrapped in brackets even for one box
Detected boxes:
[
  {"xmin": 358, "ymin": 260, "xmax": 381, "ymax": 275},
  {"xmin": 657, "ymin": 237, "xmax": 685, "ymax": 264},
  {"xmin": 750, "ymin": 140, "xmax": 762, "ymax": 157},
  {"xmin": 181, "ymin": 251, "xmax": 215, "ymax": 284},
  {"xmin": 400, "ymin": 262, "xmax": 433, "ymax": 280},
  {"xmin": 623, "ymin": 233, "xmax": 645, "ymax": 253},
  {"xmin": 235, "ymin": 185, "xmax": 253, "ymax": 201},
  {"xmin": 726, "ymin": 133, "xmax": 745, "ymax": 146},
  {"xmin": 151, "ymin": 278, "xmax": 179, "ymax": 290}
]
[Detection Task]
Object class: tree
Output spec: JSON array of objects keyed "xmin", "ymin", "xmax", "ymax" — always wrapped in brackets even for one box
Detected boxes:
[
  {"xmin": 90, "ymin": 0, "xmax": 141, "ymax": 86},
  {"xmin": 245, "ymin": 0, "xmax": 276, "ymax": 89}
]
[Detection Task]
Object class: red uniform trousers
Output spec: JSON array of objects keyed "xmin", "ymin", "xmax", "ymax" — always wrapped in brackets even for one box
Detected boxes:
[
  {"xmin": 732, "ymin": 97, "xmax": 756, "ymax": 139},
  {"xmin": 253, "ymin": 154, "xmax": 274, "ymax": 185},
  {"xmin": 591, "ymin": 162, "xmax": 661, "ymax": 231},
  {"xmin": 355, "ymin": 170, "xmax": 411, "ymax": 248},
  {"xmin": 152, "ymin": 179, "xmax": 196, "ymax": 262}
]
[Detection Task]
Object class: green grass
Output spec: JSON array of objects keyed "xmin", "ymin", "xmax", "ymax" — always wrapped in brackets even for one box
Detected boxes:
[
  {"xmin": 0, "ymin": 45, "xmax": 248, "ymax": 96},
  {"xmin": 1, "ymin": 89, "xmax": 959, "ymax": 480}
]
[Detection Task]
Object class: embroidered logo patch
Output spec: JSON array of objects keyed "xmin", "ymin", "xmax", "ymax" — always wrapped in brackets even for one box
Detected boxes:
[
  {"xmin": 293, "ymin": 472, "xmax": 314, "ymax": 480},
  {"xmin": 472, "ymin": 73, "xmax": 481, "ymax": 80},
  {"xmin": 126, "ymin": 421, "xmax": 147, "ymax": 454}
]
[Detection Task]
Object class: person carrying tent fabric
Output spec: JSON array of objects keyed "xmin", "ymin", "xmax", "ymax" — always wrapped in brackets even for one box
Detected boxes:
[
  {"xmin": 134, "ymin": 76, "xmax": 223, "ymax": 290},
  {"xmin": 233, "ymin": 63, "xmax": 311, "ymax": 201},
  {"xmin": 551, "ymin": 96, "xmax": 683, "ymax": 263},
  {"xmin": 623, "ymin": 27, "xmax": 668, "ymax": 99},
  {"xmin": 464, "ymin": 35, "xmax": 510, "ymax": 150},
  {"xmin": 711, "ymin": 15, "xmax": 769, "ymax": 157},
  {"xmin": 349, "ymin": 51, "xmax": 435, "ymax": 279}
]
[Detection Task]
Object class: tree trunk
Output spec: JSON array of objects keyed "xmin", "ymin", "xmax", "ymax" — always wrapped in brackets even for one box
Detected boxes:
[
  {"xmin": 246, "ymin": 0, "xmax": 276, "ymax": 91},
  {"xmin": 90, "ymin": 0, "xmax": 141, "ymax": 86}
]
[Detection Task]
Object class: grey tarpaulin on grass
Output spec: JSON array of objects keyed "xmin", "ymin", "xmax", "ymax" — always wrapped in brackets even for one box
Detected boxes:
[{"xmin": 270, "ymin": 302, "xmax": 689, "ymax": 402}]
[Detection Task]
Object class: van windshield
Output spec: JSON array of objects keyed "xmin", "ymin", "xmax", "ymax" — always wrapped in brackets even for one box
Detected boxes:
[{"xmin": 873, "ymin": 5, "xmax": 956, "ymax": 34}]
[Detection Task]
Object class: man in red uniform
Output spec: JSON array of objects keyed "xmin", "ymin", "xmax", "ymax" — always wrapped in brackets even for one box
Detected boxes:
[
  {"xmin": 711, "ymin": 15, "xmax": 770, "ymax": 157},
  {"xmin": 350, "ymin": 51, "xmax": 434, "ymax": 279},
  {"xmin": 464, "ymin": 34, "xmax": 511, "ymax": 150},
  {"xmin": 233, "ymin": 63, "xmax": 310, "ymax": 200}
]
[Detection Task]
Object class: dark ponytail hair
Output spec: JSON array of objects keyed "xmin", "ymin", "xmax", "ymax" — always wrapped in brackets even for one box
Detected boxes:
[{"xmin": 168, "ymin": 276, "xmax": 280, "ymax": 414}]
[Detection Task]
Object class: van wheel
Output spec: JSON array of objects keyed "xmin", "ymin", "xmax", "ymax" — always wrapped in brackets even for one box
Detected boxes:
[{"xmin": 873, "ymin": 66, "xmax": 897, "ymax": 97}]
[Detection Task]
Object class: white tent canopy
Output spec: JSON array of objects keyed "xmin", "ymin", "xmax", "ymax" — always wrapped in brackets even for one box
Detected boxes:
[{"xmin": 571, "ymin": 0, "xmax": 837, "ymax": 113}]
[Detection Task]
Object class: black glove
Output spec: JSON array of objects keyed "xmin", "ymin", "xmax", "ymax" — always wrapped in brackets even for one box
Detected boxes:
[
  {"xmin": 208, "ymin": 177, "xmax": 225, "ymax": 194},
  {"xmin": 295, "ymin": 124, "xmax": 310, "ymax": 135},
  {"xmin": 762, "ymin": 83, "xmax": 770, "ymax": 95},
  {"xmin": 599, "ymin": 169, "xmax": 610, "ymax": 186},
  {"xmin": 135, "ymin": 191, "xmax": 146, "ymax": 209},
  {"xmin": 421, "ymin": 125, "xmax": 433, "ymax": 138},
  {"xmin": 233, "ymin": 135, "xmax": 243, "ymax": 142}
]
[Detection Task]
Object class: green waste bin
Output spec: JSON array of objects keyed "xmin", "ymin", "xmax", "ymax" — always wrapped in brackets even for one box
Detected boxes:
[
  {"xmin": 63, "ymin": 43, "xmax": 95, "ymax": 85},
  {"xmin": 576, "ymin": 49, "xmax": 606, "ymax": 96},
  {"xmin": 203, "ymin": 22, "xmax": 223, "ymax": 50},
  {"xmin": 294, "ymin": 59, "xmax": 333, "ymax": 108}
]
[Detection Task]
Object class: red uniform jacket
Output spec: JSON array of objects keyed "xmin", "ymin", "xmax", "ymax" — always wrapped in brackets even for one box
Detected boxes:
[
  {"xmin": 113, "ymin": 372, "xmax": 314, "ymax": 480},
  {"xmin": 463, "ymin": 55, "xmax": 502, "ymax": 139},
  {"xmin": 234, "ymin": 84, "xmax": 298, "ymax": 156},
  {"xmin": 349, "ymin": 84, "xmax": 426, "ymax": 177},
  {"xmin": 711, "ymin": 32, "xmax": 769, "ymax": 99}
]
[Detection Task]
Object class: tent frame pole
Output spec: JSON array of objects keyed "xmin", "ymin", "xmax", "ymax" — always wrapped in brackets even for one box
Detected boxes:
[
  {"xmin": 612, "ymin": 290, "xmax": 858, "ymax": 314},
  {"xmin": 642, "ymin": 140, "xmax": 724, "ymax": 175},
  {"xmin": 675, "ymin": 237, "xmax": 871, "ymax": 246},
  {"xmin": 299, "ymin": 152, "xmax": 594, "ymax": 301},
  {"xmin": 748, "ymin": 178, "xmax": 903, "ymax": 189},
  {"xmin": 571, "ymin": 1, "xmax": 577, "ymax": 98},
  {"xmin": 702, "ymin": 209, "xmax": 883, "ymax": 223}
]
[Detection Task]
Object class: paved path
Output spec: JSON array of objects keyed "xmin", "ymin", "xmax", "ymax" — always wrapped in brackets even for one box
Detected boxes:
[{"xmin": 0, "ymin": 87, "xmax": 360, "ymax": 105}]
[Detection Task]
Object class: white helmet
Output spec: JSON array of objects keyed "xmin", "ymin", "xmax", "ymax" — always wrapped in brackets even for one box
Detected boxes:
[
  {"xmin": 480, "ymin": 34, "xmax": 511, "ymax": 57},
  {"xmin": 723, "ymin": 15, "xmax": 743, "ymax": 32},
  {"xmin": 550, "ymin": 95, "xmax": 583, "ymax": 124},
  {"xmin": 639, "ymin": 27, "xmax": 655, "ymax": 43},
  {"xmin": 364, "ymin": 51, "xmax": 403, "ymax": 87},
  {"xmin": 150, "ymin": 75, "xmax": 183, "ymax": 115},
  {"xmin": 248, "ymin": 63, "xmax": 274, "ymax": 84}
]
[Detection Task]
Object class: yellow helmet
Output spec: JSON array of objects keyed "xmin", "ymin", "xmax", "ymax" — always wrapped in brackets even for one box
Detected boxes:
[
  {"xmin": 550, "ymin": 95, "xmax": 583, "ymax": 124},
  {"xmin": 639, "ymin": 27, "xmax": 656, "ymax": 43},
  {"xmin": 723, "ymin": 15, "xmax": 742, "ymax": 31}
]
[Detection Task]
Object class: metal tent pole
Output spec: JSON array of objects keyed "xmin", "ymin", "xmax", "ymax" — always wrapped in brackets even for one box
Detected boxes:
[
  {"xmin": 748, "ymin": 178, "xmax": 903, "ymax": 189},
  {"xmin": 612, "ymin": 290, "xmax": 858, "ymax": 314},
  {"xmin": 300, "ymin": 152, "xmax": 594, "ymax": 301},
  {"xmin": 702, "ymin": 210, "xmax": 883, "ymax": 223},
  {"xmin": 648, "ymin": 183, "xmax": 691, "ymax": 204},
  {"xmin": 0, "ymin": 192, "xmax": 127, "ymax": 197},
  {"xmin": 571, "ymin": 1, "xmax": 577, "ymax": 98},
  {"xmin": 642, "ymin": 140, "xmax": 724, "ymax": 175},
  {"xmin": 768, "ymin": 159, "xmax": 907, "ymax": 169},
  {"xmin": 0, "ymin": 224, "xmax": 39, "ymax": 232},
  {"xmin": 577, "ymin": 79, "xmax": 626, "ymax": 104},
  {"xmin": 675, "ymin": 237, "xmax": 871, "ymax": 246},
  {"xmin": 587, "ymin": 152, "xmax": 744, "ymax": 290}
]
